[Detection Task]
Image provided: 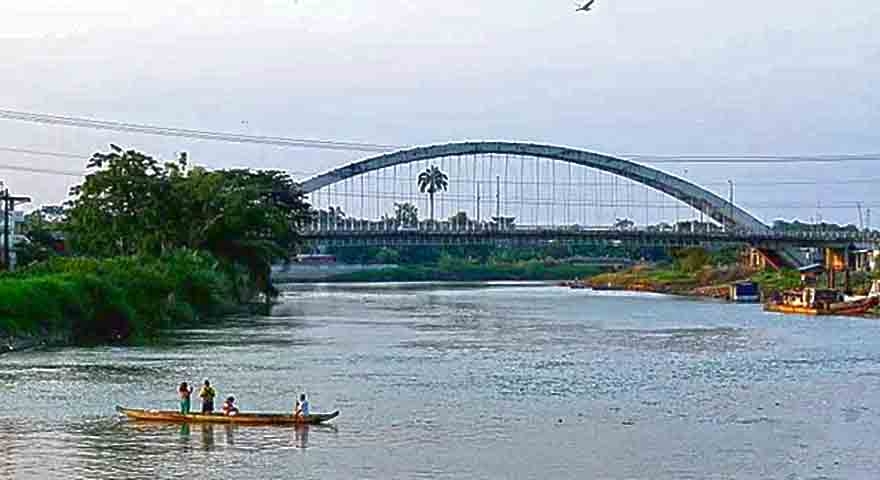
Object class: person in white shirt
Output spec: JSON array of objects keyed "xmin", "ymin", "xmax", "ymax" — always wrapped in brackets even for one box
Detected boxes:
[{"xmin": 294, "ymin": 393, "xmax": 310, "ymax": 418}]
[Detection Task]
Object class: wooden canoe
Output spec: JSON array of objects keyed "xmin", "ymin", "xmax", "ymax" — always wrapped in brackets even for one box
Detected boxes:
[
  {"xmin": 116, "ymin": 406, "xmax": 339, "ymax": 425},
  {"xmin": 764, "ymin": 296, "xmax": 879, "ymax": 316}
]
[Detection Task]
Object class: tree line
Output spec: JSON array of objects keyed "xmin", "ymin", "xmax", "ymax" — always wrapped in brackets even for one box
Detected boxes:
[{"xmin": 17, "ymin": 145, "xmax": 312, "ymax": 296}]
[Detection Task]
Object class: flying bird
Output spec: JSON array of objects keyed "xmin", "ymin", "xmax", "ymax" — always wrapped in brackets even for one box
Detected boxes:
[{"xmin": 576, "ymin": 0, "xmax": 595, "ymax": 12}]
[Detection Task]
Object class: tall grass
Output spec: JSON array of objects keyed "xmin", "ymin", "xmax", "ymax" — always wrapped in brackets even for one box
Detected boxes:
[{"xmin": 0, "ymin": 250, "xmax": 235, "ymax": 343}]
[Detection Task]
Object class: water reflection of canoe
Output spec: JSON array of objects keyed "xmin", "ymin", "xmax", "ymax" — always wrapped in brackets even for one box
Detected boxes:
[{"xmin": 115, "ymin": 406, "xmax": 339, "ymax": 425}]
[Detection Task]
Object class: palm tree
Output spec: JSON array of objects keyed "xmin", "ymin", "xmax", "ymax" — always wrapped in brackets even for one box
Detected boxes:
[{"xmin": 417, "ymin": 165, "xmax": 448, "ymax": 222}]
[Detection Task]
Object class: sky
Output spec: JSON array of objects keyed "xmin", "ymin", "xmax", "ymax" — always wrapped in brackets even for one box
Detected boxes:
[{"xmin": 0, "ymin": 0, "xmax": 878, "ymax": 225}]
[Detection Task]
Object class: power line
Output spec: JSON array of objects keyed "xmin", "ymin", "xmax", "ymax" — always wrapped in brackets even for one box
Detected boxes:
[
  {"xmin": 4, "ymin": 142, "xmax": 880, "ymax": 181},
  {"xmin": 3, "ymin": 108, "xmax": 880, "ymax": 163},
  {"xmin": 0, "ymin": 108, "xmax": 403, "ymax": 153},
  {"xmin": 0, "ymin": 163, "xmax": 83, "ymax": 177},
  {"xmin": 0, "ymin": 146, "xmax": 319, "ymax": 177},
  {"xmin": 0, "ymin": 146, "xmax": 86, "ymax": 159},
  {"xmin": 5, "ymin": 143, "xmax": 880, "ymax": 186}
]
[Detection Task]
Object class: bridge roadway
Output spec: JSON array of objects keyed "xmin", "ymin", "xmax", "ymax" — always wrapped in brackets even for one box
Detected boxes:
[{"xmin": 301, "ymin": 227, "xmax": 880, "ymax": 249}]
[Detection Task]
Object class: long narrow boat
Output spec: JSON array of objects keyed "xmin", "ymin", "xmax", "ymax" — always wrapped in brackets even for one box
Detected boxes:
[
  {"xmin": 764, "ymin": 288, "xmax": 879, "ymax": 316},
  {"xmin": 116, "ymin": 406, "xmax": 339, "ymax": 425}
]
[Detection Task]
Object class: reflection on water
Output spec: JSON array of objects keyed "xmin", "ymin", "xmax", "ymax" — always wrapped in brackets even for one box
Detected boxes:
[
  {"xmin": 179, "ymin": 423, "xmax": 190, "ymax": 443},
  {"xmin": 200, "ymin": 424, "xmax": 215, "ymax": 451},
  {"xmin": 3, "ymin": 283, "xmax": 880, "ymax": 479},
  {"xmin": 295, "ymin": 425, "xmax": 309, "ymax": 449},
  {"xmin": 225, "ymin": 425, "xmax": 236, "ymax": 446}
]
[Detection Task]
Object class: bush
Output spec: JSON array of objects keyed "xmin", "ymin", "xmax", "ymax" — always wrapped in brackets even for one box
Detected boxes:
[
  {"xmin": 0, "ymin": 250, "xmax": 236, "ymax": 343},
  {"xmin": 674, "ymin": 247, "xmax": 710, "ymax": 273},
  {"xmin": 751, "ymin": 269, "xmax": 801, "ymax": 295}
]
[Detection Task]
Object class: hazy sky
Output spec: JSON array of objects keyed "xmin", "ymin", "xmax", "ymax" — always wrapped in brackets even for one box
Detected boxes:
[{"xmin": 0, "ymin": 0, "xmax": 878, "ymax": 224}]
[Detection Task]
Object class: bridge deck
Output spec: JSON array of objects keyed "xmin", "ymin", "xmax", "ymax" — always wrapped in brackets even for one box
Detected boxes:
[{"xmin": 301, "ymin": 228, "xmax": 879, "ymax": 249}]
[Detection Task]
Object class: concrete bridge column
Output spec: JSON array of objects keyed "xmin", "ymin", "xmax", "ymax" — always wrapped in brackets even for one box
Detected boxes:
[{"xmin": 824, "ymin": 247, "xmax": 848, "ymax": 289}]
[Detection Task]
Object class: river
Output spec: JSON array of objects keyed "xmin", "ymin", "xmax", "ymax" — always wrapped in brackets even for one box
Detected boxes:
[{"xmin": 3, "ymin": 282, "xmax": 880, "ymax": 479}]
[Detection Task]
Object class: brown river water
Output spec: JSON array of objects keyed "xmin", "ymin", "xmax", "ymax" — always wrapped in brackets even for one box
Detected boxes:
[{"xmin": 2, "ymin": 282, "xmax": 880, "ymax": 479}]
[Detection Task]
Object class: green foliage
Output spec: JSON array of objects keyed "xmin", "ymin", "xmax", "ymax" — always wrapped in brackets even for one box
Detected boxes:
[
  {"xmin": 417, "ymin": 165, "xmax": 449, "ymax": 195},
  {"xmin": 0, "ymin": 251, "xmax": 234, "ymax": 342},
  {"xmin": 14, "ymin": 207, "xmax": 66, "ymax": 268},
  {"xmin": 673, "ymin": 247, "xmax": 711, "ymax": 273},
  {"xmin": 750, "ymin": 269, "xmax": 802, "ymax": 294},
  {"xmin": 772, "ymin": 219, "xmax": 859, "ymax": 232},
  {"xmin": 64, "ymin": 146, "xmax": 311, "ymax": 297},
  {"xmin": 449, "ymin": 211, "xmax": 469, "ymax": 227},
  {"xmin": 709, "ymin": 246, "xmax": 743, "ymax": 266},
  {"xmin": 328, "ymin": 262, "xmax": 603, "ymax": 282},
  {"xmin": 393, "ymin": 202, "xmax": 419, "ymax": 226},
  {"xmin": 327, "ymin": 243, "xmax": 646, "ymax": 267},
  {"xmin": 647, "ymin": 269, "xmax": 693, "ymax": 283},
  {"xmin": 417, "ymin": 165, "xmax": 448, "ymax": 220},
  {"xmin": 374, "ymin": 247, "xmax": 401, "ymax": 265}
]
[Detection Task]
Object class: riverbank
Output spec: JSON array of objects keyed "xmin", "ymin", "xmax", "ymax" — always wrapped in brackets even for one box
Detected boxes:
[
  {"xmin": 0, "ymin": 251, "xmax": 243, "ymax": 351},
  {"xmin": 319, "ymin": 261, "xmax": 606, "ymax": 283},
  {"xmin": 584, "ymin": 264, "xmax": 770, "ymax": 299}
]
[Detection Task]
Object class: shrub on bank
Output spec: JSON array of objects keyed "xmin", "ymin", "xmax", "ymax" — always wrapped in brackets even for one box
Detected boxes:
[
  {"xmin": 325, "ymin": 262, "xmax": 603, "ymax": 283},
  {"xmin": 0, "ymin": 250, "xmax": 236, "ymax": 343},
  {"xmin": 750, "ymin": 269, "xmax": 802, "ymax": 295}
]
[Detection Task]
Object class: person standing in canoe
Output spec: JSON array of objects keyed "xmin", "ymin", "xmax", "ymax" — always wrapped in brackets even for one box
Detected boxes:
[
  {"xmin": 199, "ymin": 379, "xmax": 217, "ymax": 414},
  {"xmin": 178, "ymin": 382, "xmax": 193, "ymax": 414},
  {"xmin": 294, "ymin": 393, "xmax": 310, "ymax": 419}
]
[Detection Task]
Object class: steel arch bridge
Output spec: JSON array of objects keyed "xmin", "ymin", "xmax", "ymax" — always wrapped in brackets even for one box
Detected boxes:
[{"xmin": 300, "ymin": 141, "xmax": 769, "ymax": 233}]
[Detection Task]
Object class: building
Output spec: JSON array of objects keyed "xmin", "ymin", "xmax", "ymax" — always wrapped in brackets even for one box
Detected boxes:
[{"xmin": 851, "ymin": 248, "xmax": 880, "ymax": 273}]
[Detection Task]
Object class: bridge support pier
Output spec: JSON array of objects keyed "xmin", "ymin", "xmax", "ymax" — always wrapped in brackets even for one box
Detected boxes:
[{"xmin": 824, "ymin": 247, "xmax": 851, "ymax": 291}]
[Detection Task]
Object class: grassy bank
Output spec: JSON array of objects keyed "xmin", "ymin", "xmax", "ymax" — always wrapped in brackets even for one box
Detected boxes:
[
  {"xmin": 0, "ymin": 250, "xmax": 238, "ymax": 344},
  {"xmin": 587, "ymin": 263, "xmax": 755, "ymax": 296},
  {"xmin": 587, "ymin": 264, "xmax": 827, "ymax": 300},
  {"xmin": 749, "ymin": 269, "xmax": 802, "ymax": 296},
  {"xmin": 326, "ymin": 260, "xmax": 605, "ymax": 283}
]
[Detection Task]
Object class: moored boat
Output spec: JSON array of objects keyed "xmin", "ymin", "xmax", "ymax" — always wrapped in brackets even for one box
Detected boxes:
[
  {"xmin": 116, "ymin": 406, "xmax": 339, "ymax": 425},
  {"xmin": 764, "ymin": 288, "xmax": 879, "ymax": 316}
]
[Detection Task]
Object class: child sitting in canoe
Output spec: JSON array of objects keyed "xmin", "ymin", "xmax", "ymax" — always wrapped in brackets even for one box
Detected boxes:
[
  {"xmin": 294, "ymin": 393, "xmax": 310, "ymax": 419},
  {"xmin": 222, "ymin": 396, "xmax": 239, "ymax": 416}
]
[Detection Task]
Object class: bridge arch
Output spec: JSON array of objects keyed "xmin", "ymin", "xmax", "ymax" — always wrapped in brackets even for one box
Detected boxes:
[{"xmin": 300, "ymin": 141, "xmax": 768, "ymax": 232}]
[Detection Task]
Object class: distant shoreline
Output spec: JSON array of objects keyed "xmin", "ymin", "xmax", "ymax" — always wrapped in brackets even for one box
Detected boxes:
[{"xmin": 287, "ymin": 263, "xmax": 607, "ymax": 284}]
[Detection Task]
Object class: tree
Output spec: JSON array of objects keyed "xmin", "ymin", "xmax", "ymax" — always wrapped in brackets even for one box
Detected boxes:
[
  {"xmin": 14, "ymin": 207, "xmax": 66, "ymax": 267},
  {"xmin": 614, "ymin": 218, "xmax": 635, "ymax": 231},
  {"xmin": 375, "ymin": 247, "xmax": 401, "ymax": 264},
  {"xmin": 417, "ymin": 165, "xmax": 448, "ymax": 221},
  {"xmin": 449, "ymin": 211, "xmax": 469, "ymax": 229},
  {"xmin": 393, "ymin": 202, "xmax": 418, "ymax": 226},
  {"xmin": 65, "ymin": 145, "xmax": 312, "ymax": 298},
  {"xmin": 317, "ymin": 206, "xmax": 345, "ymax": 228},
  {"xmin": 65, "ymin": 145, "xmax": 176, "ymax": 256},
  {"xmin": 673, "ymin": 247, "xmax": 710, "ymax": 273}
]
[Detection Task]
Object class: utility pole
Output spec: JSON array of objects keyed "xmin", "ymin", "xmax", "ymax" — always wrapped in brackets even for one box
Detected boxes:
[{"xmin": 0, "ymin": 184, "xmax": 31, "ymax": 271}]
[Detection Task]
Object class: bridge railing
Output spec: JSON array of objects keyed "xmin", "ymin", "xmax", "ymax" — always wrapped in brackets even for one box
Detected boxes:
[{"xmin": 301, "ymin": 222, "xmax": 880, "ymax": 244}]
